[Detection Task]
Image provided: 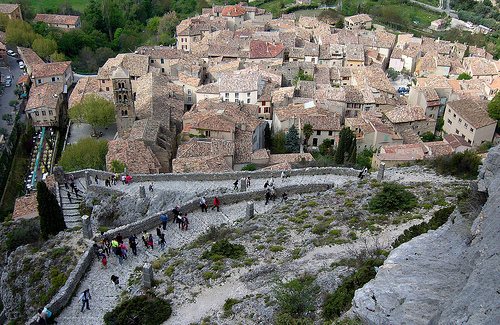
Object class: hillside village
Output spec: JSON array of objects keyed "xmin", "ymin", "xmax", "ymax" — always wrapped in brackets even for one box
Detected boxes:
[
  {"xmin": 0, "ymin": 2, "xmax": 499, "ymax": 324},
  {"xmin": 0, "ymin": 2, "xmax": 497, "ymax": 179}
]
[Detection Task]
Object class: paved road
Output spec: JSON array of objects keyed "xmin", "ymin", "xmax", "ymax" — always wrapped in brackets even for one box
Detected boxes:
[{"xmin": 0, "ymin": 54, "xmax": 24, "ymax": 131}]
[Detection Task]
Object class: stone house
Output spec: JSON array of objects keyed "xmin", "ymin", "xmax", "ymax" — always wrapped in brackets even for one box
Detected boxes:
[
  {"xmin": 345, "ymin": 14, "xmax": 372, "ymax": 30},
  {"xmin": 462, "ymin": 57, "xmax": 498, "ymax": 83},
  {"xmin": 372, "ymin": 143, "xmax": 425, "ymax": 168},
  {"xmin": 17, "ymin": 47, "xmax": 44, "ymax": 76},
  {"xmin": 442, "ymin": 99, "xmax": 496, "ymax": 148},
  {"xmin": 384, "ymin": 105, "xmax": 436, "ymax": 136},
  {"xmin": 407, "ymin": 87, "xmax": 441, "ymax": 119},
  {"xmin": 33, "ymin": 14, "xmax": 81, "ymax": 30},
  {"xmin": 97, "ymin": 53, "xmax": 149, "ymax": 94},
  {"xmin": 0, "ymin": 4, "xmax": 22, "ymax": 20},
  {"xmin": 31, "ymin": 61, "xmax": 73, "ymax": 89},
  {"xmin": 346, "ymin": 111, "xmax": 402, "ymax": 152},
  {"xmin": 218, "ymin": 70, "xmax": 263, "ymax": 104},
  {"xmin": 26, "ymin": 83, "xmax": 65, "ymax": 130}
]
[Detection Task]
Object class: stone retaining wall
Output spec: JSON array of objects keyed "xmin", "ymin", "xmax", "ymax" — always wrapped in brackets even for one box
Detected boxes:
[
  {"xmin": 66, "ymin": 166, "xmax": 358, "ymax": 185},
  {"xmin": 27, "ymin": 244, "xmax": 94, "ymax": 325}
]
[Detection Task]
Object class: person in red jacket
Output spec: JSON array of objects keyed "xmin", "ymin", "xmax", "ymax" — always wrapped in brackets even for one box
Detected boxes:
[{"xmin": 214, "ymin": 195, "xmax": 220, "ymax": 212}]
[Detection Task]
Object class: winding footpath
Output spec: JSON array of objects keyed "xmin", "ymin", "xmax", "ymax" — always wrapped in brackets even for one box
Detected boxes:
[{"xmin": 55, "ymin": 166, "xmax": 460, "ymax": 324}]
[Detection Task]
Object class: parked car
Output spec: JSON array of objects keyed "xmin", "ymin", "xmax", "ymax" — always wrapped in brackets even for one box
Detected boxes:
[
  {"xmin": 5, "ymin": 79, "xmax": 11, "ymax": 87},
  {"xmin": 7, "ymin": 50, "xmax": 15, "ymax": 57},
  {"xmin": 398, "ymin": 86, "xmax": 409, "ymax": 93},
  {"xmin": 18, "ymin": 61, "xmax": 25, "ymax": 69}
]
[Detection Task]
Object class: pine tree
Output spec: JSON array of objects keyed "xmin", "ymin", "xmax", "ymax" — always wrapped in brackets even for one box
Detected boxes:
[
  {"xmin": 264, "ymin": 123, "xmax": 272, "ymax": 149},
  {"xmin": 37, "ymin": 181, "xmax": 66, "ymax": 239},
  {"xmin": 285, "ymin": 124, "xmax": 300, "ymax": 153}
]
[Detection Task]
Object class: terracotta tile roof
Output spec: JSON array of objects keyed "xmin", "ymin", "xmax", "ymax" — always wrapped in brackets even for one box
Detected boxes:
[
  {"xmin": 297, "ymin": 80, "xmax": 316, "ymax": 98},
  {"xmin": 415, "ymin": 86, "xmax": 439, "ymax": 102},
  {"xmin": 351, "ymin": 66, "xmax": 396, "ymax": 95},
  {"xmin": 416, "ymin": 76, "xmax": 452, "ymax": 88},
  {"xmin": 0, "ymin": 4, "xmax": 19, "ymax": 14},
  {"xmin": 424, "ymin": 141, "xmax": 453, "ymax": 157},
  {"xmin": 363, "ymin": 111, "xmax": 397, "ymax": 135},
  {"xmin": 385, "ymin": 105, "xmax": 428, "ymax": 124},
  {"xmin": 463, "ymin": 57, "xmax": 498, "ymax": 76},
  {"xmin": 17, "ymin": 47, "xmax": 44, "ymax": 66},
  {"xmin": 391, "ymin": 47, "xmax": 403, "ymax": 59},
  {"xmin": 346, "ymin": 14, "xmax": 372, "ymax": 24},
  {"xmin": 69, "ymin": 77, "xmax": 100, "ymax": 108},
  {"xmin": 402, "ymin": 43, "xmax": 421, "ymax": 58},
  {"xmin": 176, "ymin": 16, "xmax": 212, "ymax": 36},
  {"xmin": 136, "ymin": 46, "xmax": 189, "ymax": 60},
  {"xmin": 299, "ymin": 110, "xmax": 342, "ymax": 131},
  {"xmin": 298, "ymin": 16, "xmax": 322, "ymax": 29},
  {"xmin": 26, "ymin": 83, "xmax": 63, "ymax": 111},
  {"xmin": 419, "ymin": 56, "xmax": 436, "ymax": 70},
  {"xmin": 98, "ymin": 54, "xmax": 149, "ymax": 79},
  {"xmin": 249, "ymin": 41, "xmax": 284, "ymax": 59},
  {"xmin": 197, "ymin": 82, "xmax": 220, "ymax": 94},
  {"xmin": 17, "ymin": 74, "xmax": 29, "ymax": 85},
  {"xmin": 34, "ymin": 14, "xmax": 79, "ymax": 25},
  {"xmin": 239, "ymin": 64, "xmax": 282, "ymax": 86},
  {"xmin": 222, "ymin": 5, "xmax": 246, "ymax": 17},
  {"xmin": 173, "ymin": 155, "xmax": 232, "ymax": 173},
  {"xmin": 443, "ymin": 133, "xmax": 472, "ymax": 149},
  {"xmin": 12, "ymin": 194, "xmax": 38, "ymax": 220},
  {"xmin": 251, "ymin": 148, "xmax": 269, "ymax": 160},
  {"xmin": 179, "ymin": 72, "xmax": 201, "ymax": 87},
  {"xmin": 177, "ymin": 138, "xmax": 235, "ymax": 158},
  {"xmin": 345, "ymin": 44, "xmax": 364, "ymax": 61},
  {"xmin": 32, "ymin": 61, "xmax": 71, "ymax": 78},
  {"xmin": 272, "ymin": 86, "xmax": 294, "ymax": 103},
  {"xmin": 260, "ymin": 162, "xmax": 292, "ymax": 170},
  {"xmin": 346, "ymin": 117, "xmax": 375, "ymax": 136},
  {"xmin": 219, "ymin": 71, "xmax": 260, "ymax": 92},
  {"xmin": 106, "ymin": 139, "xmax": 161, "ymax": 174},
  {"xmin": 268, "ymin": 153, "xmax": 314, "ymax": 165},
  {"xmin": 315, "ymin": 86, "xmax": 345, "ymax": 102},
  {"xmin": 377, "ymin": 143, "xmax": 425, "ymax": 161},
  {"xmin": 336, "ymin": 29, "xmax": 359, "ymax": 45},
  {"xmin": 207, "ymin": 60, "xmax": 242, "ymax": 74},
  {"xmin": 447, "ymin": 99, "xmax": 496, "ymax": 129},
  {"xmin": 135, "ymin": 71, "xmax": 184, "ymax": 124},
  {"xmin": 343, "ymin": 85, "xmax": 375, "ymax": 103}
]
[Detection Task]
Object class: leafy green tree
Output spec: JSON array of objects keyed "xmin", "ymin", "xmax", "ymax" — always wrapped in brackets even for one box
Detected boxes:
[
  {"xmin": 488, "ymin": 92, "xmax": 500, "ymax": 121},
  {"xmin": 436, "ymin": 117, "xmax": 444, "ymax": 132},
  {"xmin": 104, "ymin": 295, "xmax": 172, "ymax": 325},
  {"xmin": 37, "ymin": 180, "xmax": 66, "ymax": 239},
  {"xmin": 319, "ymin": 138, "xmax": 332, "ymax": 155},
  {"xmin": 32, "ymin": 38, "xmax": 58, "ymax": 60},
  {"xmin": 0, "ymin": 12, "xmax": 9, "ymax": 31},
  {"xmin": 241, "ymin": 163, "xmax": 256, "ymax": 171},
  {"xmin": 294, "ymin": 69, "xmax": 313, "ymax": 85},
  {"xmin": 421, "ymin": 131, "xmax": 437, "ymax": 142},
  {"xmin": 109, "ymin": 160, "xmax": 126, "ymax": 173},
  {"xmin": 50, "ymin": 52, "xmax": 67, "ymax": 62},
  {"xmin": 264, "ymin": 123, "xmax": 272, "ymax": 149},
  {"xmin": 272, "ymin": 130, "xmax": 287, "ymax": 154},
  {"xmin": 59, "ymin": 137, "xmax": 109, "ymax": 171},
  {"xmin": 8, "ymin": 100, "xmax": 19, "ymax": 110},
  {"xmin": 5, "ymin": 19, "xmax": 39, "ymax": 47},
  {"xmin": 285, "ymin": 124, "xmax": 300, "ymax": 153},
  {"xmin": 69, "ymin": 94, "xmax": 115, "ymax": 136},
  {"xmin": 428, "ymin": 150, "xmax": 482, "ymax": 179},
  {"xmin": 335, "ymin": 17, "xmax": 344, "ymax": 29},
  {"xmin": 457, "ymin": 73, "xmax": 472, "ymax": 80},
  {"xmin": 302, "ymin": 123, "xmax": 313, "ymax": 146},
  {"xmin": 13, "ymin": 88, "xmax": 24, "ymax": 99},
  {"xmin": 386, "ymin": 68, "xmax": 399, "ymax": 80},
  {"xmin": 464, "ymin": 45, "xmax": 470, "ymax": 58},
  {"xmin": 2, "ymin": 113, "xmax": 13, "ymax": 124},
  {"xmin": 334, "ymin": 127, "xmax": 355, "ymax": 164},
  {"xmin": 368, "ymin": 182, "xmax": 418, "ymax": 214}
]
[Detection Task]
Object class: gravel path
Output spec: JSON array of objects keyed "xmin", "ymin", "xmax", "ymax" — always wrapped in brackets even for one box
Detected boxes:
[{"xmin": 55, "ymin": 166, "xmax": 462, "ymax": 324}]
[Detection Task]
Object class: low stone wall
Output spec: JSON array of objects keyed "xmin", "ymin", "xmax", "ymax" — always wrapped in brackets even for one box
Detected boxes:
[
  {"xmin": 95, "ymin": 182, "xmax": 334, "ymax": 242},
  {"xmin": 27, "ymin": 244, "xmax": 94, "ymax": 325},
  {"xmin": 65, "ymin": 166, "xmax": 358, "ymax": 185}
]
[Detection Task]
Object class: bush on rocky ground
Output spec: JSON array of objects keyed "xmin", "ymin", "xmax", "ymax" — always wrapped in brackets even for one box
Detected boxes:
[
  {"xmin": 368, "ymin": 183, "xmax": 418, "ymax": 214},
  {"xmin": 323, "ymin": 259, "xmax": 384, "ymax": 320},
  {"xmin": 201, "ymin": 239, "xmax": 246, "ymax": 260},
  {"xmin": 103, "ymin": 295, "xmax": 171, "ymax": 325},
  {"xmin": 274, "ymin": 274, "xmax": 319, "ymax": 322},
  {"xmin": 392, "ymin": 206, "xmax": 455, "ymax": 248},
  {"xmin": 428, "ymin": 150, "xmax": 482, "ymax": 179}
]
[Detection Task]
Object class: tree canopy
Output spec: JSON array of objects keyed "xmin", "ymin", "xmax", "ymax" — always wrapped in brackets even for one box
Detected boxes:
[
  {"xmin": 368, "ymin": 182, "xmax": 418, "ymax": 214},
  {"xmin": 69, "ymin": 94, "xmax": 115, "ymax": 136},
  {"xmin": 488, "ymin": 92, "xmax": 500, "ymax": 120},
  {"xmin": 58, "ymin": 137, "xmax": 109, "ymax": 171},
  {"xmin": 32, "ymin": 38, "xmax": 58, "ymax": 60},
  {"xmin": 457, "ymin": 73, "xmax": 472, "ymax": 80},
  {"xmin": 302, "ymin": 123, "xmax": 313, "ymax": 146},
  {"xmin": 37, "ymin": 180, "xmax": 66, "ymax": 239}
]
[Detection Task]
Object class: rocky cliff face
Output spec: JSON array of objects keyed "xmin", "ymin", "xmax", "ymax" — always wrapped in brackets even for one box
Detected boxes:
[{"xmin": 352, "ymin": 146, "xmax": 500, "ymax": 324}]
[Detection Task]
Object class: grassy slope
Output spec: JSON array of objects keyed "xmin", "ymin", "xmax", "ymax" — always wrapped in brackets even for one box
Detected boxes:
[{"xmin": 0, "ymin": 0, "xmax": 90, "ymax": 13}]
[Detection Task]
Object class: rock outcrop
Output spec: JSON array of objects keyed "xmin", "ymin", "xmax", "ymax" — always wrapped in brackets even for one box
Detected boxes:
[{"xmin": 352, "ymin": 146, "xmax": 500, "ymax": 324}]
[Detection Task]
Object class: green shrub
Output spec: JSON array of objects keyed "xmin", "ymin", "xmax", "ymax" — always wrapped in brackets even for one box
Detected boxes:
[
  {"xmin": 324, "ymin": 210, "xmax": 332, "ymax": 216},
  {"xmin": 275, "ymin": 312, "xmax": 314, "ymax": 325},
  {"xmin": 6, "ymin": 220, "xmax": 40, "ymax": 251},
  {"xmin": 392, "ymin": 206, "xmax": 454, "ymax": 248},
  {"xmin": 203, "ymin": 271, "xmax": 214, "ymax": 280},
  {"xmin": 241, "ymin": 163, "xmax": 257, "ymax": 171},
  {"xmin": 336, "ymin": 190, "xmax": 346, "ymax": 195},
  {"xmin": 323, "ymin": 259, "xmax": 383, "ymax": 319},
  {"xmin": 275, "ymin": 275, "xmax": 319, "ymax": 319},
  {"xmin": 292, "ymin": 248, "xmax": 302, "ymax": 259},
  {"xmin": 312, "ymin": 223, "xmax": 328, "ymax": 235},
  {"xmin": 223, "ymin": 298, "xmax": 241, "ymax": 317},
  {"xmin": 368, "ymin": 183, "xmax": 418, "ymax": 213},
  {"xmin": 428, "ymin": 150, "xmax": 482, "ymax": 179},
  {"xmin": 29, "ymin": 270, "xmax": 43, "ymax": 284},
  {"xmin": 308, "ymin": 201, "xmax": 318, "ymax": 206},
  {"xmin": 202, "ymin": 239, "xmax": 246, "ymax": 260},
  {"xmin": 104, "ymin": 295, "xmax": 172, "ymax": 325},
  {"xmin": 270, "ymin": 246, "xmax": 284, "ymax": 252},
  {"xmin": 256, "ymin": 244, "xmax": 266, "ymax": 250}
]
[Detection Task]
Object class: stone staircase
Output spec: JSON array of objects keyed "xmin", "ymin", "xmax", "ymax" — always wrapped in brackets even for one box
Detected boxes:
[{"xmin": 60, "ymin": 179, "xmax": 87, "ymax": 228}]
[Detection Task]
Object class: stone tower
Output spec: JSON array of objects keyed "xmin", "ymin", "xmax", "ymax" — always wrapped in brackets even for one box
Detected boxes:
[{"xmin": 111, "ymin": 64, "xmax": 135, "ymax": 137}]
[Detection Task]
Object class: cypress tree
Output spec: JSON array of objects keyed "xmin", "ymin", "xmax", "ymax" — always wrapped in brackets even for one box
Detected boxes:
[
  {"xmin": 37, "ymin": 181, "xmax": 66, "ymax": 239},
  {"xmin": 335, "ymin": 127, "xmax": 355, "ymax": 164},
  {"xmin": 348, "ymin": 137, "xmax": 357, "ymax": 164}
]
